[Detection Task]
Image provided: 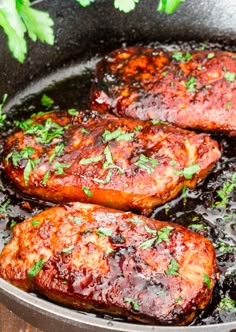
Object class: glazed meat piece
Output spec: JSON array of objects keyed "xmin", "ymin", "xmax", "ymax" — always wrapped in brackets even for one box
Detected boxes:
[
  {"xmin": 0, "ymin": 202, "xmax": 217, "ymax": 325},
  {"xmin": 2, "ymin": 110, "xmax": 220, "ymax": 215},
  {"xmin": 91, "ymin": 47, "xmax": 236, "ymax": 136}
]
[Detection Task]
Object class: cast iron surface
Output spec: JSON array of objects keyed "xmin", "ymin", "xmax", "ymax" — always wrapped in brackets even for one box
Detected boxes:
[{"xmin": 0, "ymin": 0, "xmax": 236, "ymax": 331}]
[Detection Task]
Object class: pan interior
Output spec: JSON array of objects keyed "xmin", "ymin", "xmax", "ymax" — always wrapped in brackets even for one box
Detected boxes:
[{"xmin": 0, "ymin": 40, "xmax": 235, "ymax": 327}]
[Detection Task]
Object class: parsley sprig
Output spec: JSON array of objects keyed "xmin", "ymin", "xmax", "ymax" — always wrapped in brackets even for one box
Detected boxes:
[
  {"xmin": 139, "ymin": 225, "xmax": 174, "ymax": 250},
  {"xmin": 0, "ymin": 1, "xmax": 187, "ymax": 63}
]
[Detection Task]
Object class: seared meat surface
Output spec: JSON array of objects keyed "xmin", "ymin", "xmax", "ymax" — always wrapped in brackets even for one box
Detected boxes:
[
  {"xmin": 2, "ymin": 110, "xmax": 220, "ymax": 214},
  {"xmin": 0, "ymin": 202, "xmax": 217, "ymax": 325},
  {"xmin": 91, "ymin": 47, "xmax": 236, "ymax": 136}
]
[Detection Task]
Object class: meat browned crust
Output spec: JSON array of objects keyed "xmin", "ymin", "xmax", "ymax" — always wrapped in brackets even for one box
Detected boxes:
[
  {"xmin": 2, "ymin": 110, "xmax": 220, "ymax": 215},
  {"xmin": 91, "ymin": 47, "xmax": 236, "ymax": 136},
  {"xmin": 0, "ymin": 202, "xmax": 217, "ymax": 325}
]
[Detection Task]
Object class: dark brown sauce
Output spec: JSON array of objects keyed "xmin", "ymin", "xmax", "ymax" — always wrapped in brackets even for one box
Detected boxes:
[{"xmin": 0, "ymin": 41, "xmax": 235, "ymax": 326}]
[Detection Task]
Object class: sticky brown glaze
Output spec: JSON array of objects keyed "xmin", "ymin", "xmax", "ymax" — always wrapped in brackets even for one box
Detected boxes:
[
  {"xmin": 91, "ymin": 47, "xmax": 236, "ymax": 136},
  {"xmin": 2, "ymin": 110, "xmax": 220, "ymax": 215},
  {"xmin": 0, "ymin": 202, "xmax": 218, "ymax": 325}
]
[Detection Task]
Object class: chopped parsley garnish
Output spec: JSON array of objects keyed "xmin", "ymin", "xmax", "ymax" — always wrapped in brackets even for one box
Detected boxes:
[
  {"xmin": 53, "ymin": 161, "xmax": 72, "ymax": 175},
  {"xmin": 79, "ymin": 155, "xmax": 103, "ymax": 165},
  {"xmin": 31, "ymin": 219, "xmax": 39, "ymax": 226},
  {"xmin": 124, "ymin": 297, "xmax": 140, "ymax": 311},
  {"xmin": 172, "ymin": 51, "xmax": 192, "ymax": 62},
  {"xmin": 174, "ymin": 296, "xmax": 183, "ymax": 304},
  {"xmin": 134, "ymin": 154, "xmax": 158, "ymax": 174},
  {"xmin": 207, "ymin": 52, "xmax": 215, "ymax": 59},
  {"xmin": 24, "ymin": 118, "xmax": 66, "ymax": 144},
  {"xmin": 49, "ymin": 143, "xmax": 65, "ymax": 163},
  {"xmin": 93, "ymin": 170, "xmax": 113, "ymax": 184},
  {"xmin": 203, "ymin": 273, "xmax": 211, "ymax": 288},
  {"xmin": 41, "ymin": 94, "xmax": 54, "ymax": 108},
  {"xmin": 68, "ymin": 216, "xmax": 82, "ymax": 225},
  {"xmin": 82, "ymin": 186, "xmax": 93, "ymax": 197},
  {"xmin": 215, "ymin": 241, "xmax": 235, "ymax": 253},
  {"xmin": 175, "ymin": 163, "xmax": 200, "ymax": 179},
  {"xmin": 166, "ymin": 258, "xmax": 180, "ymax": 276},
  {"xmin": 134, "ymin": 125, "xmax": 143, "ymax": 132},
  {"xmin": 139, "ymin": 226, "xmax": 174, "ymax": 250},
  {"xmin": 96, "ymin": 227, "xmax": 113, "ymax": 237},
  {"xmin": 28, "ymin": 258, "xmax": 44, "ymax": 278},
  {"xmin": 227, "ymin": 101, "xmax": 232, "ymax": 110},
  {"xmin": 224, "ymin": 71, "xmax": 236, "ymax": 82},
  {"xmin": 214, "ymin": 172, "xmax": 236, "ymax": 208},
  {"xmin": 68, "ymin": 108, "xmax": 79, "ymax": 116},
  {"xmin": 128, "ymin": 217, "xmax": 144, "ymax": 224},
  {"xmin": 80, "ymin": 128, "xmax": 89, "ymax": 134},
  {"xmin": 150, "ymin": 119, "xmax": 169, "ymax": 125},
  {"xmin": 102, "ymin": 128, "xmax": 134, "ymax": 142},
  {"xmin": 10, "ymin": 220, "xmax": 17, "ymax": 230},
  {"xmin": 42, "ymin": 170, "xmax": 50, "ymax": 185},
  {"xmin": 62, "ymin": 245, "xmax": 74, "ymax": 254},
  {"xmin": 103, "ymin": 146, "xmax": 124, "ymax": 174},
  {"xmin": 0, "ymin": 199, "xmax": 11, "ymax": 214},
  {"xmin": 0, "ymin": 94, "xmax": 7, "ymax": 128},
  {"xmin": 5, "ymin": 146, "xmax": 40, "ymax": 186},
  {"xmin": 185, "ymin": 76, "xmax": 197, "ymax": 92},
  {"xmin": 218, "ymin": 297, "xmax": 236, "ymax": 311},
  {"xmin": 188, "ymin": 224, "xmax": 208, "ymax": 231}
]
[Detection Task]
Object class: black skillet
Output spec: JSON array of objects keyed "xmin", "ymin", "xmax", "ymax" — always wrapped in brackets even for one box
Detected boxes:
[{"xmin": 0, "ymin": 0, "xmax": 235, "ymax": 331}]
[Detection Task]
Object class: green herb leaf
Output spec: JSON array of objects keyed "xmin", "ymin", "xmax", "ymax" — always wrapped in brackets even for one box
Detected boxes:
[
  {"xmin": 96, "ymin": 227, "xmax": 113, "ymax": 237},
  {"xmin": 103, "ymin": 145, "xmax": 125, "ymax": 174},
  {"xmin": 62, "ymin": 244, "xmax": 74, "ymax": 254},
  {"xmin": 139, "ymin": 236, "xmax": 157, "ymax": 250},
  {"xmin": 157, "ymin": 0, "xmax": 186, "ymax": 14},
  {"xmin": 185, "ymin": 76, "xmax": 197, "ymax": 92},
  {"xmin": 41, "ymin": 94, "xmax": 54, "ymax": 108},
  {"xmin": 124, "ymin": 297, "xmax": 140, "ymax": 311},
  {"xmin": 49, "ymin": 143, "xmax": 65, "ymax": 163},
  {"xmin": 215, "ymin": 172, "xmax": 236, "ymax": 208},
  {"xmin": 150, "ymin": 119, "xmax": 169, "ymax": 125},
  {"xmin": 166, "ymin": 258, "xmax": 179, "ymax": 276},
  {"xmin": 102, "ymin": 128, "xmax": 134, "ymax": 142},
  {"xmin": 0, "ymin": 199, "xmax": 11, "ymax": 214},
  {"xmin": 203, "ymin": 273, "xmax": 211, "ymax": 288},
  {"xmin": 144, "ymin": 225, "xmax": 157, "ymax": 234},
  {"xmin": 81, "ymin": 128, "xmax": 89, "ymax": 134},
  {"xmin": 79, "ymin": 155, "xmax": 103, "ymax": 165},
  {"xmin": 53, "ymin": 161, "xmax": 72, "ymax": 175},
  {"xmin": 68, "ymin": 216, "xmax": 82, "ymax": 225},
  {"xmin": 172, "ymin": 51, "xmax": 192, "ymax": 62},
  {"xmin": 28, "ymin": 258, "xmax": 44, "ymax": 278},
  {"xmin": 76, "ymin": 0, "xmax": 95, "ymax": 7},
  {"xmin": 114, "ymin": 0, "xmax": 139, "ymax": 13},
  {"xmin": 68, "ymin": 108, "xmax": 79, "ymax": 116},
  {"xmin": 25, "ymin": 118, "xmax": 66, "ymax": 144},
  {"xmin": 24, "ymin": 158, "xmax": 40, "ymax": 185},
  {"xmin": 82, "ymin": 186, "xmax": 93, "ymax": 197},
  {"xmin": 224, "ymin": 71, "xmax": 236, "ymax": 82},
  {"xmin": 134, "ymin": 125, "xmax": 143, "ymax": 132},
  {"xmin": 31, "ymin": 219, "xmax": 39, "ymax": 226},
  {"xmin": 174, "ymin": 296, "xmax": 183, "ymax": 304},
  {"xmin": 156, "ymin": 226, "xmax": 174, "ymax": 244},
  {"xmin": 9, "ymin": 220, "xmax": 17, "ymax": 230},
  {"xmin": 41, "ymin": 169, "xmax": 50, "ymax": 186},
  {"xmin": 207, "ymin": 52, "xmax": 215, "ymax": 59},
  {"xmin": 134, "ymin": 154, "xmax": 158, "ymax": 174},
  {"xmin": 175, "ymin": 163, "xmax": 200, "ymax": 179},
  {"xmin": 93, "ymin": 170, "xmax": 113, "ymax": 184},
  {"xmin": 16, "ymin": 1, "xmax": 54, "ymax": 46},
  {"xmin": 218, "ymin": 297, "xmax": 236, "ymax": 311},
  {"xmin": 128, "ymin": 217, "xmax": 144, "ymax": 224},
  {"xmin": 188, "ymin": 224, "xmax": 208, "ymax": 231},
  {"xmin": 215, "ymin": 241, "xmax": 235, "ymax": 253},
  {"xmin": 0, "ymin": 94, "xmax": 7, "ymax": 128}
]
